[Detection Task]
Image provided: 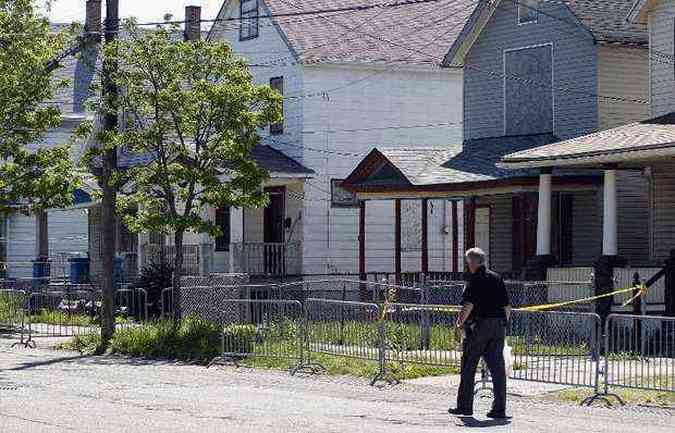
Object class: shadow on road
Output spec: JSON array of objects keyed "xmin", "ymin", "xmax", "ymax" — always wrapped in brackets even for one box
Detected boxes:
[
  {"xmin": 456, "ymin": 416, "xmax": 511, "ymax": 428},
  {"xmin": 5, "ymin": 354, "xmax": 92, "ymax": 371}
]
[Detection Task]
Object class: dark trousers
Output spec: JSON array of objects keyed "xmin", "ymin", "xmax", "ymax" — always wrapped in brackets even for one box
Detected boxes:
[{"xmin": 456, "ymin": 318, "xmax": 507, "ymax": 413}]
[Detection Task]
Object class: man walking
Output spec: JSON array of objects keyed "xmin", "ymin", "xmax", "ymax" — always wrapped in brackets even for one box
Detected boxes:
[{"xmin": 448, "ymin": 248, "xmax": 511, "ymax": 419}]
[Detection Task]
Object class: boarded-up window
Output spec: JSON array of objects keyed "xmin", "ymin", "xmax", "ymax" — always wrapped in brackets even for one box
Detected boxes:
[
  {"xmin": 401, "ymin": 201, "xmax": 422, "ymax": 252},
  {"xmin": 504, "ymin": 45, "xmax": 553, "ymax": 135}
]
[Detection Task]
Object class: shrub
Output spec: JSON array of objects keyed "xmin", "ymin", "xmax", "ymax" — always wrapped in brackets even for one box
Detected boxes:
[{"xmin": 136, "ymin": 257, "xmax": 174, "ymax": 318}]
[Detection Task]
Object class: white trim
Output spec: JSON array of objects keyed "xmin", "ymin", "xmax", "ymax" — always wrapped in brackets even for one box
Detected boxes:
[
  {"xmin": 502, "ymin": 42, "xmax": 555, "ymax": 136},
  {"xmin": 517, "ymin": 0, "xmax": 539, "ymax": 26}
]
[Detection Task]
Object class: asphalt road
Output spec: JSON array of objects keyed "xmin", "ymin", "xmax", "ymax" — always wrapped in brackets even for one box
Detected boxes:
[{"xmin": 0, "ymin": 339, "xmax": 672, "ymax": 433}]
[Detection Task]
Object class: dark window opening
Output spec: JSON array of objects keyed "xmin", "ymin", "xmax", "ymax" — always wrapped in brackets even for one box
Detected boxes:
[
  {"xmin": 215, "ymin": 205, "xmax": 231, "ymax": 252},
  {"xmin": 240, "ymin": 0, "xmax": 258, "ymax": 41},
  {"xmin": 331, "ymin": 179, "xmax": 359, "ymax": 208},
  {"xmin": 270, "ymin": 76, "xmax": 284, "ymax": 135}
]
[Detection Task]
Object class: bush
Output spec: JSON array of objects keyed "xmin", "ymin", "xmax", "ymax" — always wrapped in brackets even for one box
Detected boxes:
[
  {"xmin": 136, "ymin": 258, "xmax": 174, "ymax": 318},
  {"xmin": 110, "ymin": 316, "xmax": 221, "ymax": 363}
]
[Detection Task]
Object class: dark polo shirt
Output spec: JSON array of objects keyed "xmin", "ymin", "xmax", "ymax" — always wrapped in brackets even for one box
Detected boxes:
[{"xmin": 462, "ymin": 267, "xmax": 510, "ymax": 319}]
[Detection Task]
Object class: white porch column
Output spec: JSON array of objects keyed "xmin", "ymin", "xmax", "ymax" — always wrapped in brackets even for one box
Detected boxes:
[
  {"xmin": 229, "ymin": 207, "xmax": 244, "ymax": 273},
  {"xmin": 602, "ymin": 169, "xmax": 618, "ymax": 256},
  {"xmin": 536, "ymin": 171, "xmax": 552, "ymax": 256}
]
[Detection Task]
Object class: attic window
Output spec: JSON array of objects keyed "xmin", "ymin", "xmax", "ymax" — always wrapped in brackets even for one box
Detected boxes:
[
  {"xmin": 240, "ymin": 0, "xmax": 259, "ymax": 40},
  {"xmin": 518, "ymin": 0, "xmax": 538, "ymax": 25}
]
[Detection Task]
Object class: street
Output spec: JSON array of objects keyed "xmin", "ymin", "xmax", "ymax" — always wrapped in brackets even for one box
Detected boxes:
[{"xmin": 0, "ymin": 338, "xmax": 672, "ymax": 433}]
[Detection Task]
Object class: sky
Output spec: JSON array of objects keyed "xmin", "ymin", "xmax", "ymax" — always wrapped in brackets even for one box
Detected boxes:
[{"xmin": 41, "ymin": 0, "xmax": 223, "ymax": 25}]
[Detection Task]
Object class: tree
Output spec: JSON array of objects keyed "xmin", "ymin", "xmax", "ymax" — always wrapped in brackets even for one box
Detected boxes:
[
  {"xmin": 84, "ymin": 22, "xmax": 280, "ymax": 318},
  {"xmin": 0, "ymin": 0, "xmax": 81, "ymax": 214}
]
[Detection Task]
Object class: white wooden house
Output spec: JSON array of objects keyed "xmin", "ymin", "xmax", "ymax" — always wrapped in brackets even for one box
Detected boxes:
[{"xmin": 199, "ymin": 0, "xmax": 473, "ymax": 278}]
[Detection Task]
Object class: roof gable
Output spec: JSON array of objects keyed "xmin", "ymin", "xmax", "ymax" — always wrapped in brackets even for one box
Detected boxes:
[
  {"xmin": 444, "ymin": 0, "xmax": 647, "ymax": 66},
  {"xmin": 211, "ymin": 0, "xmax": 477, "ymax": 66}
]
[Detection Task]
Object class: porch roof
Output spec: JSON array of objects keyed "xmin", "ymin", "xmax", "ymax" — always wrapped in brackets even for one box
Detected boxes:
[
  {"xmin": 499, "ymin": 113, "xmax": 675, "ymax": 169},
  {"xmin": 343, "ymin": 133, "xmax": 586, "ymax": 195}
]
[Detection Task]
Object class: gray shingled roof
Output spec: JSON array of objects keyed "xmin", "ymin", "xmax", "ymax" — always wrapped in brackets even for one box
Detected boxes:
[
  {"xmin": 501, "ymin": 113, "xmax": 675, "ymax": 166},
  {"xmin": 377, "ymin": 134, "xmax": 558, "ymax": 186},
  {"xmin": 257, "ymin": 0, "xmax": 477, "ymax": 65},
  {"xmin": 562, "ymin": 0, "xmax": 647, "ymax": 45}
]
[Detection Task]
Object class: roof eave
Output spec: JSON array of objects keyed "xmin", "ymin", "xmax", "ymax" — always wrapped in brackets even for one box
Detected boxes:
[{"xmin": 499, "ymin": 143, "xmax": 675, "ymax": 169}]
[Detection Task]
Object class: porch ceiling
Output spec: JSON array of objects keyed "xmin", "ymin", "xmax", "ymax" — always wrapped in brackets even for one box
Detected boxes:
[{"xmin": 499, "ymin": 112, "xmax": 675, "ymax": 169}]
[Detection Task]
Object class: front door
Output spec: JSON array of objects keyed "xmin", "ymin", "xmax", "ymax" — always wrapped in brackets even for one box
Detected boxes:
[
  {"xmin": 263, "ymin": 187, "xmax": 285, "ymax": 274},
  {"xmin": 475, "ymin": 206, "xmax": 491, "ymax": 268},
  {"xmin": 512, "ymin": 193, "xmax": 539, "ymax": 274}
]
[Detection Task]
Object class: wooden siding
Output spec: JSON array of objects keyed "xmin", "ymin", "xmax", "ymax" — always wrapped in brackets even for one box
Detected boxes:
[
  {"xmin": 572, "ymin": 190, "xmax": 602, "ymax": 266},
  {"xmin": 648, "ymin": 1, "xmax": 675, "ymax": 117},
  {"xmin": 463, "ymin": 0, "xmax": 597, "ymax": 140},
  {"xmin": 650, "ymin": 162, "xmax": 675, "ymax": 261},
  {"xmin": 617, "ymin": 171, "xmax": 651, "ymax": 266},
  {"xmin": 476, "ymin": 195, "xmax": 512, "ymax": 274},
  {"xmin": 597, "ymin": 46, "xmax": 649, "ymax": 129}
]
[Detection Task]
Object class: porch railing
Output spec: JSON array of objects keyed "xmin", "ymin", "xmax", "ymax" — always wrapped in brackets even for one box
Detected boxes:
[
  {"xmin": 140, "ymin": 243, "xmax": 200, "ymax": 276},
  {"xmin": 231, "ymin": 241, "xmax": 301, "ymax": 277}
]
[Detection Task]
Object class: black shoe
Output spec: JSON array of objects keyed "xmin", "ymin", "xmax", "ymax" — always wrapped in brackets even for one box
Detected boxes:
[
  {"xmin": 486, "ymin": 410, "xmax": 507, "ymax": 419},
  {"xmin": 448, "ymin": 407, "xmax": 473, "ymax": 416}
]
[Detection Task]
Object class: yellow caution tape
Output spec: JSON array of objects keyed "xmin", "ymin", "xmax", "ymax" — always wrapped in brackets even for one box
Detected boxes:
[{"xmin": 515, "ymin": 286, "xmax": 644, "ymax": 312}]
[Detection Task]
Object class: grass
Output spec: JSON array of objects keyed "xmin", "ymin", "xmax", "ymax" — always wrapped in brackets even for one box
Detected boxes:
[{"xmin": 550, "ymin": 385, "xmax": 675, "ymax": 408}]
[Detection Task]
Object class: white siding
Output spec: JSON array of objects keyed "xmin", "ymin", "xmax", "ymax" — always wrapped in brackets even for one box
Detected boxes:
[
  {"xmin": 648, "ymin": 1, "xmax": 675, "ymax": 117},
  {"xmin": 301, "ymin": 65, "xmax": 463, "ymax": 275},
  {"xmin": 210, "ymin": 3, "xmax": 464, "ymax": 276},
  {"xmin": 7, "ymin": 209, "xmax": 89, "ymax": 279}
]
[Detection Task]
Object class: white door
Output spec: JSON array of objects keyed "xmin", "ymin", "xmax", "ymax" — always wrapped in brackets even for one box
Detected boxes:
[{"xmin": 475, "ymin": 207, "xmax": 490, "ymax": 267}]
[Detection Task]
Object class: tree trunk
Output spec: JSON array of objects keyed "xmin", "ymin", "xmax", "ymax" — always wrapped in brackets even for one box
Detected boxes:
[
  {"xmin": 172, "ymin": 230, "xmax": 185, "ymax": 320},
  {"xmin": 99, "ymin": 0, "xmax": 119, "ymax": 350}
]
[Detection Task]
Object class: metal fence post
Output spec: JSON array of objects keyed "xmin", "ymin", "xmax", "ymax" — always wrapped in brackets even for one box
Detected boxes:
[{"xmin": 420, "ymin": 274, "xmax": 431, "ymax": 350}]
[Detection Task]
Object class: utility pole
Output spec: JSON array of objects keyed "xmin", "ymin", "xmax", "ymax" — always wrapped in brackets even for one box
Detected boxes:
[{"xmin": 99, "ymin": 0, "xmax": 119, "ymax": 348}]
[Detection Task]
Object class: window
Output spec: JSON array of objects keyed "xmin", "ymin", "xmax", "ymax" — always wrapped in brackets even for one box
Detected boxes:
[
  {"xmin": 401, "ymin": 201, "xmax": 422, "ymax": 252},
  {"xmin": 331, "ymin": 179, "xmax": 359, "ymax": 207},
  {"xmin": 240, "ymin": 0, "xmax": 258, "ymax": 40},
  {"xmin": 518, "ymin": 0, "xmax": 538, "ymax": 25},
  {"xmin": 504, "ymin": 44, "xmax": 553, "ymax": 135},
  {"xmin": 215, "ymin": 205, "xmax": 231, "ymax": 251},
  {"xmin": 270, "ymin": 77, "xmax": 284, "ymax": 135}
]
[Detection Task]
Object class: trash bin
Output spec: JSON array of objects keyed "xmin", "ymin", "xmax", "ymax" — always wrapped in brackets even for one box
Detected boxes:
[
  {"xmin": 113, "ymin": 256, "xmax": 125, "ymax": 288},
  {"xmin": 68, "ymin": 257, "xmax": 90, "ymax": 284},
  {"xmin": 32, "ymin": 257, "xmax": 51, "ymax": 288}
]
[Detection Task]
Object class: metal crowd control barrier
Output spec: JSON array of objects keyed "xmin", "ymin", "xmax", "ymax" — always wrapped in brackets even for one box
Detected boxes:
[
  {"xmin": 0, "ymin": 289, "xmax": 30, "ymax": 346},
  {"xmin": 27, "ymin": 288, "xmax": 99, "ymax": 338},
  {"xmin": 508, "ymin": 310, "xmax": 602, "ymax": 397},
  {"xmin": 210, "ymin": 299, "xmax": 303, "ymax": 367},
  {"xmin": 384, "ymin": 303, "xmax": 462, "ymax": 368},
  {"xmin": 604, "ymin": 314, "xmax": 675, "ymax": 398},
  {"xmin": 296, "ymin": 298, "xmax": 386, "ymax": 384}
]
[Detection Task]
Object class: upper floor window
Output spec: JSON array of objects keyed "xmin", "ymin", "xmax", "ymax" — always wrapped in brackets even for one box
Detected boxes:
[
  {"xmin": 331, "ymin": 179, "xmax": 359, "ymax": 208},
  {"xmin": 518, "ymin": 0, "xmax": 538, "ymax": 25},
  {"xmin": 240, "ymin": 0, "xmax": 259, "ymax": 41},
  {"xmin": 270, "ymin": 76, "xmax": 284, "ymax": 135}
]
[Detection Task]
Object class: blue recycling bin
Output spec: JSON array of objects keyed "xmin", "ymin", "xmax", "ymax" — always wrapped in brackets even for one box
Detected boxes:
[
  {"xmin": 113, "ymin": 256, "xmax": 125, "ymax": 288},
  {"xmin": 68, "ymin": 257, "xmax": 90, "ymax": 284},
  {"xmin": 32, "ymin": 257, "xmax": 51, "ymax": 288}
]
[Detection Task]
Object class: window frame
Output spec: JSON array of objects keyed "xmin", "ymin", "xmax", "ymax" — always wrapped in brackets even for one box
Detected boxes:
[
  {"xmin": 330, "ymin": 179, "xmax": 360, "ymax": 208},
  {"xmin": 215, "ymin": 205, "xmax": 231, "ymax": 252},
  {"xmin": 269, "ymin": 76, "xmax": 284, "ymax": 135},
  {"xmin": 239, "ymin": 0, "xmax": 259, "ymax": 41},
  {"xmin": 517, "ymin": 0, "xmax": 538, "ymax": 25}
]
